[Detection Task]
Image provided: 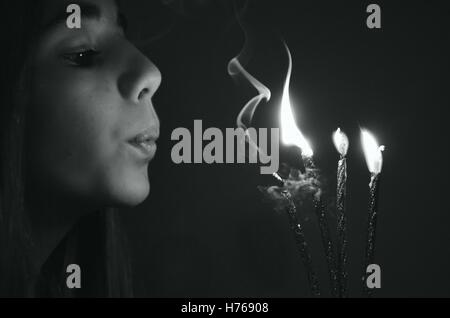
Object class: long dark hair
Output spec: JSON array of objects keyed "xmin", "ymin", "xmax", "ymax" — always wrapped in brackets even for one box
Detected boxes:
[{"xmin": 0, "ymin": 1, "xmax": 132, "ymax": 297}]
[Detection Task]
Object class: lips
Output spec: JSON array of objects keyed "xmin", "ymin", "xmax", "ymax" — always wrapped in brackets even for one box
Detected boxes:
[{"xmin": 127, "ymin": 128, "xmax": 159, "ymax": 159}]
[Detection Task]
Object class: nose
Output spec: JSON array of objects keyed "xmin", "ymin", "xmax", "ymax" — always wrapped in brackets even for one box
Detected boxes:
[{"xmin": 118, "ymin": 43, "xmax": 162, "ymax": 105}]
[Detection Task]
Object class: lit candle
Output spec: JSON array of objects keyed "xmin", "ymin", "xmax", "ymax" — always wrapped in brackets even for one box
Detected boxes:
[
  {"xmin": 280, "ymin": 43, "xmax": 339, "ymax": 297},
  {"xmin": 333, "ymin": 128, "xmax": 349, "ymax": 298},
  {"xmin": 360, "ymin": 128, "xmax": 385, "ymax": 297},
  {"xmin": 228, "ymin": 53, "xmax": 318, "ymax": 295}
]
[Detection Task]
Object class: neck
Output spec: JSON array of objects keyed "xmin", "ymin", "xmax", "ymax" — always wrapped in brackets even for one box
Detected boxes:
[{"xmin": 25, "ymin": 184, "xmax": 98, "ymax": 282}]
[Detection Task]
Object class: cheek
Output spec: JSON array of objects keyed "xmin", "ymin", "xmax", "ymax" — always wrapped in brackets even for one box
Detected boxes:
[
  {"xmin": 30, "ymin": 78, "xmax": 113, "ymax": 190},
  {"xmin": 29, "ymin": 74, "xmax": 150, "ymax": 206}
]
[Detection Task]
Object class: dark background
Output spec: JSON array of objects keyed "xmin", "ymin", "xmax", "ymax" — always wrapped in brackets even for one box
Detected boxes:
[{"xmin": 120, "ymin": 0, "xmax": 450, "ymax": 297}]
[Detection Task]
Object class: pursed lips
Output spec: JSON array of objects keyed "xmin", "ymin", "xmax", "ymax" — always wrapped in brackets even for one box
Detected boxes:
[{"xmin": 127, "ymin": 128, "xmax": 159, "ymax": 160}]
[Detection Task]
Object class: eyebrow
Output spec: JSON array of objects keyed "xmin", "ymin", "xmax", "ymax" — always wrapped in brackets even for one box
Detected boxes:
[{"xmin": 42, "ymin": 2, "xmax": 128, "ymax": 32}]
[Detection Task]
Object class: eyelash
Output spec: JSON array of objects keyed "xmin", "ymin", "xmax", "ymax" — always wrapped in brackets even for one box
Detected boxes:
[{"xmin": 62, "ymin": 49, "xmax": 100, "ymax": 67}]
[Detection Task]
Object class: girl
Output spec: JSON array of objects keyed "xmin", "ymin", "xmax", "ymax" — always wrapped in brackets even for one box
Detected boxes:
[{"xmin": 0, "ymin": 0, "xmax": 161, "ymax": 297}]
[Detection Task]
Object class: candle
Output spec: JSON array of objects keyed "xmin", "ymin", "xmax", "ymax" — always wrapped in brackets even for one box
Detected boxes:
[
  {"xmin": 279, "ymin": 43, "xmax": 339, "ymax": 297},
  {"xmin": 333, "ymin": 128, "xmax": 349, "ymax": 298},
  {"xmin": 303, "ymin": 156, "xmax": 339, "ymax": 298},
  {"xmin": 281, "ymin": 190, "xmax": 321, "ymax": 296},
  {"xmin": 229, "ymin": 51, "xmax": 320, "ymax": 295},
  {"xmin": 360, "ymin": 128, "xmax": 385, "ymax": 297}
]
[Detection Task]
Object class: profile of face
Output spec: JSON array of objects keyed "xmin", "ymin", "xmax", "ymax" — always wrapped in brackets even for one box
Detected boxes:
[{"xmin": 27, "ymin": 0, "xmax": 161, "ymax": 208}]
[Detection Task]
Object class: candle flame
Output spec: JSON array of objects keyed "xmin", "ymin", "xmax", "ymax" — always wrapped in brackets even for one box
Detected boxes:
[
  {"xmin": 361, "ymin": 128, "xmax": 384, "ymax": 174},
  {"xmin": 280, "ymin": 43, "xmax": 313, "ymax": 158},
  {"xmin": 333, "ymin": 128, "xmax": 349, "ymax": 156}
]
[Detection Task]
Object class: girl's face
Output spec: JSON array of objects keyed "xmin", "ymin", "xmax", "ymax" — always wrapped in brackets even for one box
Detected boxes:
[{"xmin": 28, "ymin": 0, "xmax": 161, "ymax": 207}]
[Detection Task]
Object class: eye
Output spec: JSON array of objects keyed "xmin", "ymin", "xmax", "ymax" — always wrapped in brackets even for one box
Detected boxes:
[{"xmin": 62, "ymin": 49, "xmax": 100, "ymax": 67}]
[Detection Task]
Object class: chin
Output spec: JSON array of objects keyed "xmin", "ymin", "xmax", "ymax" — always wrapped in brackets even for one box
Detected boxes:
[{"xmin": 108, "ymin": 172, "xmax": 150, "ymax": 207}]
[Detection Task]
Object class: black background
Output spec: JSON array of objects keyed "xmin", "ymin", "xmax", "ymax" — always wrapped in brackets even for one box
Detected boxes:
[{"xmin": 120, "ymin": 0, "xmax": 450, "ymax": 297}]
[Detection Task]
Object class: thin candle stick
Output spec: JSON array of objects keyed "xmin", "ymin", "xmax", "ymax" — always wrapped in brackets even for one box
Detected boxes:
[
  {"xmin": 333, "ymin": 128, "xmax": 349, "ymax": 298},
  {"xmin": 362, "ymin": 173, "xmax": 381, "ymax": 297},
  {"xmin": 281, "ymin": 190, "xmax": 321, "ymax": 297},
  {"xmin": 360, "ymin": 128, "xmax": 384, "ymax": 297},
  {"xmin": 303, "ymin": 156, "xmax": 339, "ymax": 298},
  {"xmin": 336, "ymin": 155, "xmax": 348, "ymax": 297}
]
